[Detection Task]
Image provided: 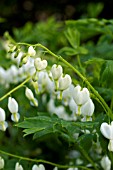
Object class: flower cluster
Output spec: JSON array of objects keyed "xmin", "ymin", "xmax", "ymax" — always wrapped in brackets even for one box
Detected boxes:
[{"xmin": 1, "ymin": 45, "xmax": 95, "ymax": 123}]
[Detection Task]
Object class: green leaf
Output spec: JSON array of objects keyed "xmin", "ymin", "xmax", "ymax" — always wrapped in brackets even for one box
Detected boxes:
[
  {"xmin": 100, "ymin": 60, "xmax": 113, "ymax": 87},
  {"xmin": 64, "ymin": 28, "xmax": 80, "ymax": 48},
  {"xmin": 16, "ymin": 115, "xmax": 99, "ymax": 143},
  {"xmin": 78, "ymin": 134, "xmax": 94, "ymax": 152},
  {"xmin": 58, "ymin": 46, "xmax": 88, "ymax": 56}
]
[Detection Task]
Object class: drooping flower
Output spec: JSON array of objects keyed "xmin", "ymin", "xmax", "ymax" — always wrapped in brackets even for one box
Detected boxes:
[
  {"xmin": 51, "ymin": 64, "xmax": 63, "ymax": 80},
  {"xmin": 80, "ymin": 99, "xmax": 95, "ymax": 117},
  {"xmin": 25, "ymin": 87, "xmax": 38, "ymax": 107},
  {"xmin": 100, "ymin": 155, "xmax": 111, "ymax": 170},
  {"xmin": 0, "ymin": 156, "xmax": 5, "ymax": 169},
  {"xmin": 8, "ymin": 97, "xmax": 20, "ymax": 122},
  {"xmin": 28, "ymin": 46, "xmax": 36, "ymax": 56},
  {"xmin": 32, "ymin": 164, "xmax": 45, "ymax": 170},
  {"xmin": 58, "ymin": 74, "xmax": 72, "ymax": 91},
  {"xmin": 72, "ymin": 85, "xmax": 90, "ymax": 105},
  {"xmin": 100, "ymin": 121, "xmax": 113, "ymax": 151},
  {"xmin": 0, "ymin": 108, "xmax": 8, "ymax": 131},
  {"xmin": 34, "ymin": 58, "xmax": 47, "ymax": 71},
  {"xmin": 15, "ymin": 162, "xmax": 24, "ymax": 170}
]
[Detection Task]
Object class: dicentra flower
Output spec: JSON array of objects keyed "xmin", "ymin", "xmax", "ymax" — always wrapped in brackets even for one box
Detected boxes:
[
  {"xmin": 0, "ymin": 108, "xmax": 8, "ymax": 131},
  {"xmin": 8, "ymin": 97, "xmax": 20, "ymax": 122},
  {"xmin": 34, "ymin": 58, "xmax": 47, "ymax": 71},
  {"xmin": 0, "ymin": 156, "xmax": 4, "ymax": 169},
  {"xmin": 58, "ymin": 74, "xmax": 72, "ymax": 91},
  {"xmin": 15, "ymin": 162, "xmax": 23, "ymax": 170},
  {"xmin": 51, "ymin": 64, "xmax": 63, "ymax": 80},
  {"xmin": 72, "ymin": 85, "xmax": 90, "ymax": 105},
  {"xmin": 100, "ymin": 121, "xmax": 113, "ymax": 151}
]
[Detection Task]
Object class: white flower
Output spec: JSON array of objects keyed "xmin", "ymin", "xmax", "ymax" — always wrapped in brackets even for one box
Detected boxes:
[
  {"xmin": 0, "ymin": 108, "xmax": 8, "ymax": 131},
  {"xmin": 51, "ymin": 64, "xmax": 63, "ymax": 80},
  {"xmin": 72, "ymin": 85, "xmax": 90, "ymax": 105},
  {"xmin": 0, "ymin": 156, "xmax": 4, "ymax": 169},
  {"xmin": 100, "ymin": 121, "xmax": 113, "ymax": 151},
  {"xmin": 0, "ymin": 108, "xmax": 5, "ymax": 122},
  {"xmin": 8, "ymin": 97, "xmax": 18, "ymax": 114},
  {"xmin": 32, "ymin": 164, "xmax": 45, "ymax": 170},
  {"xmin": 15, "ymin": 162, "xmax": 23, "ymax": 170},
  {"xmin": 25, "ymin": 87, "xmax": 34, "ymax": 100},
  {"xmin": 101, "ymin": 155, "xmax": 111, "ymax": 170},
  {"xmin": 58, "ymin": 74, "xmax": 72, "ymax": 90},
  {"xmin": 25, "ymin": 87, "xmax": 38, "ymax": 107},
  {"xmin": 53, "ymin": 167, "xmax": 58, "ymax": 170},
  {"xmin": 28, "ymin": 46, "xmax": 36, "ymax": 56},
  {"xmin": 80, "ymin": 99, "xmax": 95, "ymax": 117},
  {"xmin": 100, "ymin": 122, "xmax": 113, "ymax": 140},
  {"xmin": 8, "ymin": 97, "xmax": 20, "ymax": 122},
  {"xmin": 34, "ymin": 58, "xmax": 47, "ymax": 71}
]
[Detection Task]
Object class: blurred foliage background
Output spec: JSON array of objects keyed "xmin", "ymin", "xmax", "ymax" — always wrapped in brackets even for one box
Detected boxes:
[{"xmin": 0, "ymin": 0, "xmax": 113, "ymax": 36}]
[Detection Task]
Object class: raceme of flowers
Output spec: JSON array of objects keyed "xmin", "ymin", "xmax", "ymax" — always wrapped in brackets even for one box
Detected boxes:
[
  {"xmin": 0, "ymin": 45, "xmax": 95, "ymax": 132},
  {"xmin": 0, "ymin": 158, "xmax": 80, "ymax": 170}
]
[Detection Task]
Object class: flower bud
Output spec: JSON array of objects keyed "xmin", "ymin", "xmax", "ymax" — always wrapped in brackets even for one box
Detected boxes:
[
  {"xmin": 34, "ymin": 58, "xmax": 47, "ymax": 71},
  {"xmin": 59, "ymin": 74, "xmax": 72, "ymax": 91},
  {"xmin": 51, "ymin": 64, "xmax": 63, "ymax": 80},
  {"xmin": 28, "ymin": 46, "xmax": 36, "ymax": 56},
  {"xmin": 8, "ymin": 97, "xmax": 18, "ymax": 114},
  {"xmin": 0, "ymin": 156, "xmax": 4, "ymax": 169},
  {"xmin": 72, "ymin": 85, "xmax": 90, "ymax": 105},
  {"xmin": 101, "ymin": 155, "xmax": 111, "ymax": 170},
  {"xmin": 15, "ymin": 162, "xmax": 23, "ymax": 170},
  {"xmin": 80, "ymin": 99, "xmax": 95, "ymax": 117},
  {"xmin": 25, "ymin": 87, "xmax": 34, "ymax": 100}
]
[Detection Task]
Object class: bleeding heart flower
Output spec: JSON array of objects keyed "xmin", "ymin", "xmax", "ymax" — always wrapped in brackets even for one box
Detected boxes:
[
  {"xmin": 72, "ymin": 85, "xmax": 90, "ymax": 105},
  {"xmin": 51, "ymin": 64, "xmax": 63, "ymax": 80},
  {"xmin": 58, "ymin": 74, "xmax": 72, "ymax": 91},
  {"xmin": 34, "ymin": 58, "xmax": 47, "ymax": 71}
]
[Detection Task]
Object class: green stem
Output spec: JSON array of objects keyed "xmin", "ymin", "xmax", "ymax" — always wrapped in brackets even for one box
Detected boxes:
[
  {"xmin": 77, "ymin": 144, "xmax": 98, "ymax": 170},
  {"xmin": 0, "ymin": 77, "xmax": 31, "ymax": 102},
  {"xmin": 0, "ymin": 150, "xmax": 92, "ymax": 170}
]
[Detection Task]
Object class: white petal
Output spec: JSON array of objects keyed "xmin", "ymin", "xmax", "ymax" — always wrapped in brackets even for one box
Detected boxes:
[
  {"xmin": 25, "ymin": 87, "xmax": 34, "ymax": 100},
  {"xmin": 51, "ymin": 64, "xmax": 63, "ymax": 80},
  {"xmin": 0, "ymin": 108, "xmax": 5, "ymax": 121},
  {"xmin": 0, "ymin": 157, "xmax": 4, "ymax": 169},
  {"xmin": 101, "ymin": 155, "xmax": 111, "ymax": 170},
  {"xmin": 59, "ymin": 74, "xmax": 72, "ymax": 90},
  {"xmin": 15, "ymin": 162, "xmax": 24, "ymax": 170},
  {"xmin": 28, "ymin": 46, "xmax": 36, "ymax": 56},
  {"xmin": 11, "ymin": 113, "xmax": 20, "ymax": 122},
  {"xmin": 8, "ymin": 97, "xmax": 18, "ymax": 113},
  {"xmin": 100, "ymin": 122, "xmax": 112, "ymax": 140},
  {"xmin": 80, "ymin": 99, "xmax": 94, "ymax": 116}
]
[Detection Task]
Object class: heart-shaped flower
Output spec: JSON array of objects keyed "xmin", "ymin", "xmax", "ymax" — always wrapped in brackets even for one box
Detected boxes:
[
  {"xmin": 34, "ymin": 58, "xmax": 47, "ymax": 71},
  {"xmin": 32, "ymin": 164, "xmax": 45, "ymax": 170},
  {"xmin": 51, "ymin": 64, "xmax": 63, "ymax": 80},
  {"xmin": 28, "ymin": 46, "xmax": 36, "ymax": 56},
  {"xmin": 72, "ymin": 85, "xmax": 90, "ymax": 105},
  {"xmin": 80, "ymin": 99, "xmax": 95, "ymax": 117},
  {"xmin": 58, "ymin": 74, "xmax": 72, "ymax": 91},
  {"xmin": 100, "ymin": 122, "xmax": 113, "ymax": 140}
]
